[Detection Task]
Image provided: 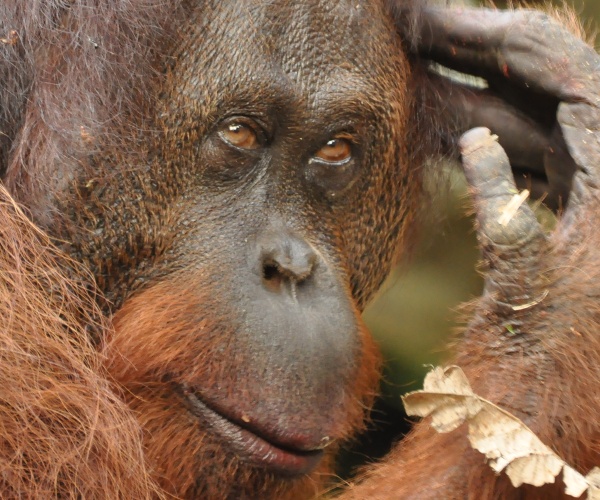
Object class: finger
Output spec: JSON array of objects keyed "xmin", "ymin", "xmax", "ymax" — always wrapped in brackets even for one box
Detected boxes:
[
  {"xmin": 557, "ymin": 101, "xmax": 600, "ymax": 223},
  {"xmin": 429, "ymin": 74, "xmax": 549, "ymax": 172},
  {"xmin": 542, "ymin": 124, "xmax": 577, "ymax": 209},
  {"xmin": 508, "ymin": 124, "xmax": 578, "ymax": 210},
  {"xmin": 460, "ymin": 128, "xmax": 548, "ymax": 308},
  {"xmin": 416, "ymin": 7, "xmax": 600, "ymax": 105},
  {"xmin": 459, "ymin": 87, "xmax": 549, "ymax": 176},
  {"xmin": 429, "ymin": 75, "xmax": 574, "ymax": 206}
]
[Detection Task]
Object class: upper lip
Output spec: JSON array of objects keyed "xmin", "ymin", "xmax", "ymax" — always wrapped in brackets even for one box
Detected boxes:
[{"xmin": 178, "ymin": 383, "xmax": 329, "ymax": 476}]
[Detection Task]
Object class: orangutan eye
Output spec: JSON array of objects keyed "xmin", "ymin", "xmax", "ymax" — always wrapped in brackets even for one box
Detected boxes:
[
  {"xmin": 313, "ymin": 137, "xmax": 352, "ymax": 164},
  {"xmin": 219, "ymin": 121, "xmax": 260, "ymax": 150}
]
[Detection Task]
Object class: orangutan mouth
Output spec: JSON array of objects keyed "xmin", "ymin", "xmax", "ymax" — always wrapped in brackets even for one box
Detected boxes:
[{"xmin": 179, "ymin": 383, "xmax": 325, "ymax": 477}]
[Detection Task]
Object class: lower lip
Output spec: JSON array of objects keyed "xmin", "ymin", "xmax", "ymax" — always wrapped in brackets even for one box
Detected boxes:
[{"xmin": 181, "ymin": 387, "xmax": 324, "ymax": 476}]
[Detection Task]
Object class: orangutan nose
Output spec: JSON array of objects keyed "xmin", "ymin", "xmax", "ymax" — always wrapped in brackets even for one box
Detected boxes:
[{"xmin": 259, "ymin": 232, "xmax": 318, "ymax": 294}]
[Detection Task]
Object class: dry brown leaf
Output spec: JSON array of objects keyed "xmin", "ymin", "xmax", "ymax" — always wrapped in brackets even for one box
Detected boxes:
[
  {"xmin": 564, "ymin": 466, "xmax": 591, "ymax": 497},
  {"xmin": 403, "ymin": 366, "xmax": 598, "ymax": 498},
  {"xmin": 586, "ymin": 468, "xmax": 600, "ymax": 499},
  {"xmin": 402, "ymin": 366, "xmax": 482, "ymax": 433}
]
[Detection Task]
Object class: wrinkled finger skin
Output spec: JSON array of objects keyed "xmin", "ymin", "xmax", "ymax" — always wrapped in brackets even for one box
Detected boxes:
[
  {"xmin": 460, "ymin": 128, "xmax": 547, "ymax": 314},
  {"xmin": 430, "ymin": 78, "xmax": 579, "ymax": 205},
  {"xmin": 419, "ymin": 7, "xmax": 600, "ymax": 104},
  {"xmin": 460, "ymin": 127, "xmax": 542, "ymax": 249},
  {"xmin": 410, "ymin": 7, "xmax": 600, "ymax": 208},
  {"xmin": 423, "ymin": 7, "xmax": 600, "ymax": 198},
  {"xmin": 343, "ymin": 7, "xmax": 600, "ymax": 500},
  {"xmin": 420, "ymin": 7, "xmax": 600, "ymax": 228}
]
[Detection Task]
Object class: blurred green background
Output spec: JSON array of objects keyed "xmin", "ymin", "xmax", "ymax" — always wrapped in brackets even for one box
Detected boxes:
[{"xmin": 342, "ymin": 0, "xmax": 600, "ymax": 475}]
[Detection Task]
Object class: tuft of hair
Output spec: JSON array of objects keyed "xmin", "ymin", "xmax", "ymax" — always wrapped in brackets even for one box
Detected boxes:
[
  {"xmin": 0, "ymin": 184, "xmax": 159, "ymax": 498},
  {"xmin": 0, "ymin": 0, "xmax": 183, "ymax": 225}
]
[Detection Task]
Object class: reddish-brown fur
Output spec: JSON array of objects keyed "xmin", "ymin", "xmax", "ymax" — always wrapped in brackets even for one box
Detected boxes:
[
  {"xmin": 345, "ymin": 212, "xmax": 600, "ymax": 499},
  {"xmin": 106, "ymin": 278, "xmax": 381, "ymax": 497},
  {"xmin": 342, "ymin": 7, "xmax": 600, "ymax": 499},
  {"xmin": 0, "ymin": 185, "xmax": 157, "ymax": 497},
  {"xmin": 1, "ymin": 1, "xmax": 394, "ymax": 497},
  {"xmin": 0, "ymin": 0, "xmax": 597, "ymax": 499}
]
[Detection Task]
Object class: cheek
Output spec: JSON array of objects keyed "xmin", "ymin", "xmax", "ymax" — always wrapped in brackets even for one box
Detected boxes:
[
  {"xmin": 105, "ymin": 267, "xmax": 381, "ymax": 415},
  {"xmin": 105, "ymin": 276, "xmax": 227, "ymax": 383},
  {"xmin": 104, "ymin": 269, "xmax": 382, "ymax": 496},
  {"xmin": 331, "ymin": 76, "xmax": 414, "ymax": 306},
  {"xmin": 341, "ymin": 139, "xmax": 418, "ymax": 309}
]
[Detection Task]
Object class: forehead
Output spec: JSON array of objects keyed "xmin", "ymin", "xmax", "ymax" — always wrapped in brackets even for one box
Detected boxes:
[
  {"xmin": 249, "ymin": 1, "xmax": 395, "ymax": 74},
  {"xmin": 177, "ymin": 0, "xmax": 400, "ymax": 104}
]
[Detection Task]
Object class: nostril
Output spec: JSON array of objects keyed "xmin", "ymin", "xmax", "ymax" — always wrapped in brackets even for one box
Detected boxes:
[
  {"xmin": 258, "ymin": 235, "xmax": 318, "ymax": 296},
  {"xmin": 262, "ymin": 261, "xmax": 284, "ymax": 292},
  {"xmin": 263, "ymin": 262, "xmax": 280, "ymax": 282}
]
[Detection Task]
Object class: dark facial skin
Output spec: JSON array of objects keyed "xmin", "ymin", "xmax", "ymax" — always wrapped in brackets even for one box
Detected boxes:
[
  {"xmin": 2, "ymin": 0, "xmax": 598, "ymax": 497},
  {"xmin": 63, "ymin": 0, "xmax": 415, "ymax": 498}
]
